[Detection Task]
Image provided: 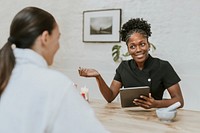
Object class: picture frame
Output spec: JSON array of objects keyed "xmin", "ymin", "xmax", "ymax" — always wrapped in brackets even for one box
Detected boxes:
[{"xmin": 83, "ymin": 9, "xmax": 122, "ymax": 43}]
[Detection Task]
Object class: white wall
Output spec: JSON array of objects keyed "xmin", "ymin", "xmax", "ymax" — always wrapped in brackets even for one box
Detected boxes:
[{"xmin": 0, "ymin": 0, "xmax": 200, "ymax": 111}]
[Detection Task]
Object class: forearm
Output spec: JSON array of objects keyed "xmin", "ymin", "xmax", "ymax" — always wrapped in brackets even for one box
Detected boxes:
[
  {"xmin": 155, "ymin": 97, "xmax": 184, "ymax": 108},
  {"xmin": 95, "ymin": 75, "xmax": 114, "ymax": 103},
  {"xmin": 154, "ymin": 84, "xmax": 184, "ymax": 108}
]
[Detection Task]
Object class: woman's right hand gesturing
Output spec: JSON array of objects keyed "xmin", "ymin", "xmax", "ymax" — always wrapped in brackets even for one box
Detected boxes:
[{"xmin": 78, "ymin": 67, "xmax": 100, "ymax": 77}]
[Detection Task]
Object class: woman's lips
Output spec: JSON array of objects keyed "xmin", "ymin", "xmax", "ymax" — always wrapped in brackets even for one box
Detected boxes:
[{"xmin": 135, "ymin": 53, "xmax": 144, "ymax": 59}]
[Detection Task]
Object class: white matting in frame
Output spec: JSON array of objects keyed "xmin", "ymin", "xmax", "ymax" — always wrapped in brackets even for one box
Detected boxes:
[{"xmin": 83, "ymin": 9, "xmax": 122, "ymax": 43}]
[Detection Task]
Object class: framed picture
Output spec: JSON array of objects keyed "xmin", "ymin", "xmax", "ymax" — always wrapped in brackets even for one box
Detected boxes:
[{"xmin": 83, "ymin": 9, "xmax": 122, "ymax": 43}]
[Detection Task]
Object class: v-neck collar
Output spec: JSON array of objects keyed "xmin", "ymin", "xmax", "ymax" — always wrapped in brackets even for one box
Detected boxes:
[{"xmin": 131, "ymin": 54, "xmax": 153, "ymax": 71}]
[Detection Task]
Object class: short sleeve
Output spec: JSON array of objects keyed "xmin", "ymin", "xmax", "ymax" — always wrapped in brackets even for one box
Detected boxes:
[
  {"xmin": 113, "ymin": 62, "xmax": 123, "ymax": 82},
  {"xmin": 162, "ymin": 61, "xmax": 181, "ymax": 89}
]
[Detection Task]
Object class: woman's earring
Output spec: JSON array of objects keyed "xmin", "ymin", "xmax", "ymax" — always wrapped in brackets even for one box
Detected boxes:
[{"xmin": 11, "ymin": 44, "xmax": 16, "ymax": 50}]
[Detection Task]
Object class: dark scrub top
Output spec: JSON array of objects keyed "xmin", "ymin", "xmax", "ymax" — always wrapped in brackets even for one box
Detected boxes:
[{"xmin": 114, "ymin": 54, "xmax": 180, "ymax": 100}]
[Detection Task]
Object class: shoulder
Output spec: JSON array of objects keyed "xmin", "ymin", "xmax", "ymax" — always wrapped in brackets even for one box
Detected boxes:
[
  {"xmin": 158, "ymin": 58, "xmax": 173, "ymax": 69},
  {"xmin": 151, "ymin": 56, "xmax": 176, "ymax": 74},
  {"xmin": 34, "ymin": 69, "xmax": 76, "ymax": 102},
  {"xmin": 151, "ymin": 56, "xmax": 171, "ymax": 67},
  {"xmin": 45, "ymin": 68, "xmax": 70, "ymax": 80},
  {"xmin": 23, "ymin": 66, "xmax": 74, "ymax": 90},
  {"xmin": 40, "ymin": 68, "xmax": 73, "ymax": 85},
  {"xmin": 116, "ymin": 59, "xmax": 132, "ymax": 72},
  {"xmin": 118, "ymin": 59, "xmax": 132, "ymax": 67}
]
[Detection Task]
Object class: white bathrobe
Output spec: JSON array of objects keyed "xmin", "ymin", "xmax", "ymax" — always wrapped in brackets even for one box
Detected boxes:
[{"xmin": 0, "ymin": 48, "xmax": 109, "ymax": 133}]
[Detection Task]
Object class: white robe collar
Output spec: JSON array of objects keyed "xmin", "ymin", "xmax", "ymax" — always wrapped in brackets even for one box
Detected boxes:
[{"xmin": 13, "ymin": 48, "xmax": 48, "ymax": 68}]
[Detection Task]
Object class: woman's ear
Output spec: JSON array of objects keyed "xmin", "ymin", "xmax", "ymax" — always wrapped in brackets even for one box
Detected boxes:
[
  {"xmin": 148, "ymin": 42, "xmax": 151, "ymax": 51},
  {"xmin": 40, "ymin": 31, "xmax": 49, "ymax": 46}
]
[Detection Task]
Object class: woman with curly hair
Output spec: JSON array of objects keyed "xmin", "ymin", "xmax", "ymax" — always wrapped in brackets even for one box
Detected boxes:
[{"xmin": 79, "ymin": 18, "xmax": 184, "ymax": 109}]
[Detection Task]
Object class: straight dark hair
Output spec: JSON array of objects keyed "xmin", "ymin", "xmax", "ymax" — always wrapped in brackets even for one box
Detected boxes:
[{"xmin": 0, "ymin": 7, "xmax": 56, "ymax": 96}]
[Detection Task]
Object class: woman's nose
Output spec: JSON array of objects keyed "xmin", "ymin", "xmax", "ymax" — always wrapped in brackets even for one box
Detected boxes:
[{"xmin": 135, "ymin": 45, "xmax": 141, "ymax": 52}]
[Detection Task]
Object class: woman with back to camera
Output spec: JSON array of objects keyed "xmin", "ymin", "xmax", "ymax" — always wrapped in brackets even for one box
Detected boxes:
[
  {"xmin": 0, "ymin": 7, "xmax": 109, "ymax": 133},
  {"xmin": 79, "ymin": 18, "xmax": 184, "ymax": 109}
]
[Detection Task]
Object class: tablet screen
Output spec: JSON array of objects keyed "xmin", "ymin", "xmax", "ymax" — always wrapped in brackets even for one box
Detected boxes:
[{"xmin": 120, "ymin": 86, "xmax": 150, "ymax": 108}]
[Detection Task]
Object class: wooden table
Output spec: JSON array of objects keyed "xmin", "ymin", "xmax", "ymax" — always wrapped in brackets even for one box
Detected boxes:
[{"xmin": 90, "ymin": 99, "xmax": 200, "ymax": 133}]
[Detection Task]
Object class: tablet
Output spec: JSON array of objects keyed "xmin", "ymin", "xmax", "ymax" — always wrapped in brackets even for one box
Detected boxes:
[{"xmin": 119, "ymin": 86, "xmax": 150, "ymax": 108}]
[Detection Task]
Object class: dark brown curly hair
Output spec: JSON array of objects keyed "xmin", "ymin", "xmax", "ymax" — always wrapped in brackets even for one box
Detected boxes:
[{"xmin": 120, "ymin": 18, "xmax": 152, "ymax": 43}]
